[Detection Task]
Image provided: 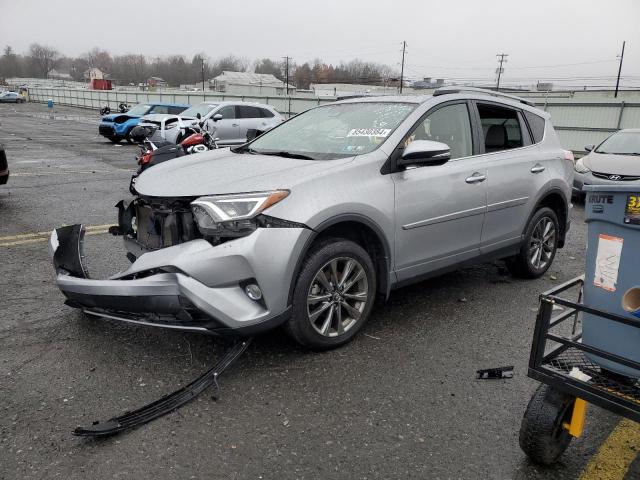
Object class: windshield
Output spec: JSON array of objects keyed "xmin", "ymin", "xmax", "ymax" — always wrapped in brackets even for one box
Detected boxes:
[
  {"xmin": 596, "ymin": 131, "xmax": 640, "ymax": 155},
  {"xmin": 127, "ymin": 104, "xmax": 152, "ymax": 116},
  {"xmin": 247, "ymin": 102, "xmax": 416, "ymax": 160},
  {"xmin": 179, "ymin": 103, "xmax": 218, "ymax": 118}
]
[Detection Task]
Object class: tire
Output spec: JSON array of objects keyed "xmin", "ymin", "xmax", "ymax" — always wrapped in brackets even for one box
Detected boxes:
[
  {"xmin": 285, "ymin": 238, "xmax": 376, "ymax": 350},
  {"xmin": 519, "ymin": 384, "xmax": 574, "ymax": 465},
  {"xmin": 506, "ymin": 207, "xmax": 559, "ymax": 279},
  {"xmin": 107, "ymin": 136, "xmax": 122, "ymax": 144},
  {"xmin": 125, "ymin": 129, "xmax": 134, "ymax": 144}
]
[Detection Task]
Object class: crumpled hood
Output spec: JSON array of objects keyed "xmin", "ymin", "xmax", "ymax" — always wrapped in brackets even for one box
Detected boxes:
[
  {"xmin": 584, "ymin": 152, "xmax": 640, "ymax": 176},
  {"xmin": 140, "ymin": 113, "xmax": 186, "ymax": 123},
  {"xmin": 134, "ymin": 148, "xmax": 354, "ymax": 197}
]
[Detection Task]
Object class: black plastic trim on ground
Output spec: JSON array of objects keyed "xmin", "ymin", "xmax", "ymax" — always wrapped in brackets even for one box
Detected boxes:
[{"xmin": 73, "ymin": 338, "xmax": 252, "ymax": 437}]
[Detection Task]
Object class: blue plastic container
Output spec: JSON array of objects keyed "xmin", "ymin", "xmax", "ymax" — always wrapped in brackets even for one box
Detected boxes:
[
  {"xmin": 47, "ymin": 99, "xmax": 53, "ymax": 108},
  {"xmin": 583, "ymin": 185, "xmax": 640, "ymax": 378}
]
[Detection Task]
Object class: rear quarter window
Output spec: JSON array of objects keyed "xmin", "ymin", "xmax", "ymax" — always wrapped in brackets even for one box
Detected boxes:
[
  {"xmin": 524, "ymin": 111, "xmax": 546, "ymax": 144},
  {"xmin": 260, "ymin": 108, "xmax": 275, "ymax": 118}
]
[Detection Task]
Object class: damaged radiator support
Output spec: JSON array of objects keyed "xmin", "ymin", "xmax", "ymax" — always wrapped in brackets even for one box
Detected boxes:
[{"xmin": 73, "ymin": 338, "xmax": 251, "ymax": 437}]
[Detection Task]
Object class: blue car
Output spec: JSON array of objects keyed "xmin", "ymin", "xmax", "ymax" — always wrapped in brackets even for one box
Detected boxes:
[{"xmin": 99, "ymin": 102, "xmax": 189, "ymax": 143}]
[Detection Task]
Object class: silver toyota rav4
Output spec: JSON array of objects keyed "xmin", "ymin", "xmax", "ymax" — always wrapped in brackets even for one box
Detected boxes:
[{"xmin": 50, "ymin": 87, "xmax": 573, "ymax": 349}]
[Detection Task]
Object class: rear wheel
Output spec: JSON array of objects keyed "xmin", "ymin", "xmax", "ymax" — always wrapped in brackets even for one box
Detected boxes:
[
  {"xmin": 519, "ymin": 384, "xmax": 574, "ymax": 465},
  {"xmin": 506, "ymin": 207, "xmax": 559, "ymax": 279},
  {"xmin": 107, "ymin": 136, "xmax": 122, "ymax": 144},
  {"xmin": 285, "ymin": 239, "xmax": 376, "ymax": 350}
]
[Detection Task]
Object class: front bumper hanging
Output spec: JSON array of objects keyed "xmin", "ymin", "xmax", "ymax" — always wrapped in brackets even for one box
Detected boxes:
[{"xmin": 50, "ymin": 223, "xmax": 301, "ymax": 334}]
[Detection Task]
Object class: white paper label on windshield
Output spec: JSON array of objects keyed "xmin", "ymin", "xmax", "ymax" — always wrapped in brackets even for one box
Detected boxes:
[
  {"xmin": 347, "ymin": 128, "xmax": 391, "ymax": 138},
  {"xmin": 593, "ymin": 234, "xmax": 623, "ymax": 292}
]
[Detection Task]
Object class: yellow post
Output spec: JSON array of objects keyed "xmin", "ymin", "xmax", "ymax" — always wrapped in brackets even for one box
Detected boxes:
[{"xmin": 563, "ymin": 398, "xmax": 588, "ymax": 438}]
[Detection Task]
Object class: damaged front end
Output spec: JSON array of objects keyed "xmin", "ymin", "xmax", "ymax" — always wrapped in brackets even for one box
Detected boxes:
[{"xmin": 50, "ymin": 195, "xmax": 312, "ymax": 335}]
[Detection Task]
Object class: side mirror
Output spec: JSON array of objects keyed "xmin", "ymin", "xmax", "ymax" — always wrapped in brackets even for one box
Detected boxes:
[
  {"xmin": 585, "ymin": 144, "xmax": 594, "ymax": 152},
  {"xmin": 196, "ymin": 113, "xmax": 202, "ymax": 120},
  {"xmin": 398, "ymin": 140, "xmax": 451, "ymax": 167},
  {"xmin": 212, "ymin": 113, "xmax": 223, "ymax": 121}
]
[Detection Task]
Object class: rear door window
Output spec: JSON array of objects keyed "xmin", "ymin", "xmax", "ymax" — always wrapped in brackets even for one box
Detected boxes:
[
  {"xmin": 477, "ymin": 103, "xmax": 524, "ymax": 153},
  {"xmin": 238, "ymin": 106, "xmax": 262, "ymax": 119}
]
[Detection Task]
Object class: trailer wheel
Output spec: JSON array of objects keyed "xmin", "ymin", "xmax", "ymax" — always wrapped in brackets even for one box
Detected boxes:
[{"xmin": 519, "ymin": 384, "xmax": 574, "ymax": 465}]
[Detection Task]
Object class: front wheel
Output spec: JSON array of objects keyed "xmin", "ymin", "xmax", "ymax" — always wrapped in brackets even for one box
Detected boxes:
[
  {"xmin": 285, "ymin": 239, "xmax": 376, "ymax": 350},
  {"xmin": 519, "ymin": 384, "xmax": 574, "ymax": 465},
  {"xmin": 506, "ymin": 207, "xmax": 559, "ymax": 279}
]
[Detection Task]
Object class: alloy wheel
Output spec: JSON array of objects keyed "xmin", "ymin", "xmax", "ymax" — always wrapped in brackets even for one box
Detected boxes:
[
  {"xmin": 307, "ymin": 257, "xmax": 369, "ymax": 337},
  {"xmin": 529, "ymin": 216, "xmax": 556, "ymax": 270}
]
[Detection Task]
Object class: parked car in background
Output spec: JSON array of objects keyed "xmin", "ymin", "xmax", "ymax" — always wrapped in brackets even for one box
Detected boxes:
[
  {"xmin": 139, "ymin": 101, "xmax": 283, "ymax": 146},
  {"xmin": 50, "ymin": 87, "xmax": 573, "ymax": 350},
  {"xmin": 573, "ymin": 129, "xmax": 640, "ymax": 199},
  {"xmin": 99, "ymin": 102, "xmax": 189, "ymax": 143},
  {"xmin": 0, "ymin": 91, "xmax": 25, "ymax": 103},
  {"xmin": 0, "ymin": 145, "xmax": 9, "ymax": 185}
]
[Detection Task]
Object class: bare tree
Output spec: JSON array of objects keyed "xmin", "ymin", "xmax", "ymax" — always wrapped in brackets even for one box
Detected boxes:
[{"xmin": 29, "ymin": 43, "xmax": 59, "ymax": 78}]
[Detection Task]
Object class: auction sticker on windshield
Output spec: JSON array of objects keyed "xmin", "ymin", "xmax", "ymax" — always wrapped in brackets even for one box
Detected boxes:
[{"xmin": 347, "ymin": 128, "xmax": 391, "ymax": 137}]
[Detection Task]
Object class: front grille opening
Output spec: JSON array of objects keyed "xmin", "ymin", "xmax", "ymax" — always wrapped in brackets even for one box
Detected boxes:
[{"xmin": 133, "ymin": 196, "xmax": 201, "ymax": 250}]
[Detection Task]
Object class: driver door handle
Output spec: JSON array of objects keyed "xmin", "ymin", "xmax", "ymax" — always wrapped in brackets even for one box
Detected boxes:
[
  {"xmin": 465, "ymin": 172, "xmax": 487, "ymax": 184},
  {"xmin": 531, "ymin": 164, "xmax": 545, "ymax": 173},
  {"xmin": 232, "ymin": 123, "xmax": 239, "ymax": 127}
]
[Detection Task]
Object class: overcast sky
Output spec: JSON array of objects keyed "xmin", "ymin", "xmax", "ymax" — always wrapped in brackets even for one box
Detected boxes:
[{"xmin": 1, "ymin": 0, "xmax": 639, "ymax": 87}]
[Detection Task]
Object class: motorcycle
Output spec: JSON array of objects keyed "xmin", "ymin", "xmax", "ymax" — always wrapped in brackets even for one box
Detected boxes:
[
  {"xmin": 99, "ymin": 102, "xmax": 129, "ymax": 116},
  {"xmin": 128, "ymin": 121, "xmax": 219, "ymax": 194}
]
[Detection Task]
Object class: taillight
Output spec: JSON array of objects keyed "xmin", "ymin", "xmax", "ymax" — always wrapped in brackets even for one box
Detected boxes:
[
  {"xmin": 563, "ymin": 150, "xmax": 575, "ymax": 163},
  {"xmin": 138, "ymin": 151, "xmax": 152, "ymax": 165}
]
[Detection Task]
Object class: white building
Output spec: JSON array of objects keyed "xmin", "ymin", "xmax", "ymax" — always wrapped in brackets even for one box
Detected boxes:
[{"xmin": 210, "ymin": 71, "xmax": 295, "ymax": 96}]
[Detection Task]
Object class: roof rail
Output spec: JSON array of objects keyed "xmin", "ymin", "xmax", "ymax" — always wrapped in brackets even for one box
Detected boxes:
[{"xmin": 433, "ymin": 86, "xmax": 535, "ymax": 107}]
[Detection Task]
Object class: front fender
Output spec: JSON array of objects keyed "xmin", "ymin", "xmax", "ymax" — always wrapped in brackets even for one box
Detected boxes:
[{"xmin": 114, "ymin": 117, "xmax": 140, "ymax": 135}]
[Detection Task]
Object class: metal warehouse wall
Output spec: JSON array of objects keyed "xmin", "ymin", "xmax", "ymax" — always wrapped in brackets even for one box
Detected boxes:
[{"xmin": 23, "ymin": 86, "xmax": 640, "ymax": 154}]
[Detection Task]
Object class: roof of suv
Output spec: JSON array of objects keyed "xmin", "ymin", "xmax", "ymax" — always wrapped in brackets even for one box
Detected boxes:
[{"xmin": 334, "ymin": 87, "xmax": 546, "ymax": 116}]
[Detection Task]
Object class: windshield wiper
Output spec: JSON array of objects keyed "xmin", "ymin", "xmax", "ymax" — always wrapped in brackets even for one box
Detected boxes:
[{"xmin": 253, "ymin": 150, "xmax": 315, "ymax": 160}]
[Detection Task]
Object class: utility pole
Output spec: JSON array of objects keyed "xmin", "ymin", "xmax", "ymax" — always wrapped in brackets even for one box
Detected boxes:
[
  {"xmin": 615, "ymin": 40, "xmax": 626, "ymax": 98},
  {"xmin": 495, "ymin": 53, "xmax": 508, "ymax": 91},
  {"xmin": 201, "ymin": 59, "xmax": 206, "ymax": 100},
  {"xmin": 282, "ymin": 56, "xmax": 291, "ymax": 95},
  {"xmin": 399, "ymin": 41, "xmax": 406, "ymax": 94}
]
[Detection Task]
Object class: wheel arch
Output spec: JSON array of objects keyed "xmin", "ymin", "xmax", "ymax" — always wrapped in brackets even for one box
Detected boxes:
[
  {"xmin": 529, "ymin": 188, "xmax": 569, "ymax": 248},
  {"xmin": 287, "ymin": 214, "xmax": 392, "ymax": 306}
]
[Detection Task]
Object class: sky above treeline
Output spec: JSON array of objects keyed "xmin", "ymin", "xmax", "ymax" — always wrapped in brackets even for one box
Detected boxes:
[{"xmin": 1, "ymin": 0, "xmax": 639, "ymax": 88}]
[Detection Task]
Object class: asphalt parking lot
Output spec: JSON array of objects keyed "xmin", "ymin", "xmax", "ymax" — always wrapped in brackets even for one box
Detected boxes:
[{"xmin": 1, "ymin": 102, "xmax": 639, "ymax": 480}]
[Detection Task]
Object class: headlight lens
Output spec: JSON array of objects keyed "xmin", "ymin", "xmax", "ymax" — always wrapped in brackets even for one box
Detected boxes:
[
  {"xmin": 191, "ymin": 190, "xmax": 289, "ymax": 237},
  {"xmin": 574, "ymin": 158, "xmax": 591, "ymax": 174}
]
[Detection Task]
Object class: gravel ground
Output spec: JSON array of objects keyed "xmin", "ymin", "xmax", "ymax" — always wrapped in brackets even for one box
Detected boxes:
[{"xmin": 0, "ymin": 102, "xmax": 634, "ymax": 479}]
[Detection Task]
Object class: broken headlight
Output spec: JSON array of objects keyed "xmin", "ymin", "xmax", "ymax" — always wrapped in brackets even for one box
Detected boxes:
[{"xmin": 191, "ymin": 190, "xmax": 289, "ymax": 238}]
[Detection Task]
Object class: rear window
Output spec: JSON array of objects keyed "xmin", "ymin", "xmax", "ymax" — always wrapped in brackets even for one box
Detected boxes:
[
  {"xmin": 524, "ymin": 111, "xmax": 546, "ymax": 144},
  {"xmin": 168, "ymin": 106, "xmax": 187, "ymax": 114}
]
